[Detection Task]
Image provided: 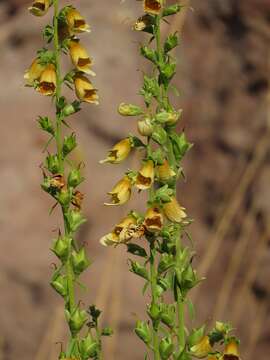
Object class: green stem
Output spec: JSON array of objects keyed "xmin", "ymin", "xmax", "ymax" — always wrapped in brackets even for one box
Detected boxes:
[
  {"xmin": 150, "ymin": 247, "xmax": 160, "ymax": 360},
  {"xmin": 176, "ymin": 237, "xmax": 185, "ymax": 353}
]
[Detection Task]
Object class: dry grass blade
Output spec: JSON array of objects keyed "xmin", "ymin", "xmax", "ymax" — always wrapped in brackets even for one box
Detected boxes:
[{"xmin": 212, "ymin": 209, "xmax": 255, "ymax": 320}]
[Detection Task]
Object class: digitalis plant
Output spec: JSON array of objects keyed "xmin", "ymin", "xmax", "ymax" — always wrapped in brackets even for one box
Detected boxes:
[
  {"xmin": 100, "ymin": 1, "xmax": 241, "ymax": 360},
  {"xmin": 25, "ymin": 1, "xmax": 111, "ymax": 359}
]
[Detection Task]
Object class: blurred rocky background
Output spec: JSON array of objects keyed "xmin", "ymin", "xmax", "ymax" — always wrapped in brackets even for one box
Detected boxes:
[{"xmin": 0, "ymin": 0, "xmax": 270, "ymax": 359}]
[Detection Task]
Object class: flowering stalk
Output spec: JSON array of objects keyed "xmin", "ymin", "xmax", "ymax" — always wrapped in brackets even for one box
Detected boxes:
[
  {"xmin": 101, "ymin": 1, "xmax": 241, "ymax": 360},
  {"xmin": 25, "ymin": 1, "xmax": 111, "ymax": 359}
]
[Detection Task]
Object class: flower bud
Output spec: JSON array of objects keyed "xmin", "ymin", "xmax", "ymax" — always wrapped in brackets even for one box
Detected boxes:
[
  {"xmin": 68, "ymin": 169, "xmax": 84, "ymax": 188},
  {"xmin": 69, "ymin": 41, "xmax": 95, "ymax": 76},
  {"xmin": 136, "ymin": 160, "xmax": 155, "ymax": 190},
  {"xmin": 24, "ymin": 58, "xmax": 46, "ymax": 86},
  {"xmin": 135, "ymin": 321, "xmax": 152, "ymax": 344},
  {"xmin": 71, "ymin": 248, "xmax": 91, "ymax": 275},
  {"xmin": 38, "ymin": 64, "xmax": 57, "ymax": 96},
  {"xmin": 152, "ymin": 126, "xmax": 167, "ymax": 145},
  {"xmin": 66, "ymin": 306, "xmax": 88, "ymax": 335},
  {"xmin": 38, "ymin": 116, "xmax": 54, "ymax": 135},
  {"xmin": 63, "ymin": 133, "xmax": 77, "ymax": 157},
  {"xmin": 159, "ymin": 337, "xmax": 174, "ymax": 360},
  {"xmin": 56, "ymin": 188, "xmax": 72, "ymax": 208},
  {"xmin": 130, "ymin": 260, "xmax": 149, "ymax": 280},
  {"xmin": 65, "ymin": 210, "xmax": 87, "ymax": 233},
  {"xmin": 155, "ymin": 110, "xmax": 182, "ymax": 125},
  {"xmin": 105, "ymin": 176, "xmax": 132, "ymax": 206},
  {"xmin": 162, "ymin": 4, "xmax": 182, "ymax": 17},
  {"xmin": 79, "ymin": 334, "xmax": 98, "ymax": 359},
  {"xmin": 160, "ymin": 304, "xmax": 175, "ymax": 327},
  {"xmin": 102, "ymin": 327, "xmax": 114, "ymax": 336},
  {"xmin": 224, "ymin": 338, "xmax": 240, "ymax": 359},
  {"xmin": 28, "ymin": 0, "xmax": 50, "ymax": 17},
  {"xmin": 66, "ymin": 8, "xmax": 91, "ymax": 33},
  {"xmin": 147, "ymin": 303, "xmax": 160, "ymax": 321},
  {"xmin": 51, "ymin": 236, "xmax": 72, "ymax": 262},
  {"xmin": 144, "ymin": 207, "xmax": 163, "ymax": 232},
  {"xmin": 156, "ymin": 160, "xmax": 176, "ymax": 182},
  {"xmin": 163, "ymin": 196, "xmax": 187, "ymax": 223},
  {"xmin": 100, "ymin": 138, "xmax": 132, "ymax": 164},
  {"xmin": 62, "ymin": 101, "xmax": 81, "ymax": 117},
  {"xmin": 51, "ymin": 274, "xmax": 68, "ymax": 297},
  {"xmin": 118, "ymin": 103, "xmax": 143, "ymax": 116},
  {"xmin": 144, "ymin": 0, "xmax": 162, "ymax": 15},
  {"xmin": 190, "ymin": 336, "xmax": 212, "ymax": 358},
  {"xmin": 46, "ymin": 154, "xmax": 61, "ymax": 174},
  {"xmin": 137, "ymin": 117, "xmax": 153, "ymax": 136},
  {"xmin": 74, "ymin": 74, "xmax": 99, "ymax": 104}
]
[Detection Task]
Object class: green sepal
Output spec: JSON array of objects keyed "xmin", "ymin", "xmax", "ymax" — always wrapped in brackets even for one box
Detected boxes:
[
  {"xmin": 37, "ymin": 47, "xmax": 55, "ymax": 66},
  {"xmin": 158, "ymin": 253, "xmax": 175, "ymax": 274},
  {"xmin": 129, "ymin": 260, "xmax": 149, "ymax": 280},
  {"xmin": 46, "ymin": 154, "xmax": 61, "ymax": 174},
  {"xmin": 50, "ymin": 274, "xmax": 68, "ymax": 297},
  {"xmin": 160, "ymin": 62, "xmax": 176, "ymax": 83},
  {"xmin": 152, "ymin": 126, "xmax": 167, "ymax": 145},
  {"xmin": 43, "ymin": 24, "xmax": 54, "ymax": 43},
  {"xmin": 62, "ymin": 100, "xmax": 81, "ymax": 117},
  {"xmin": 79, "ymin": 333, "xmax": 98, "ymax": 359},
  {"xmin": 140, "ymin": 75, "xmax": 160, "ymax": 105},
  {"xmin": 65, "ymin": 210, "xmax": 87, "ymax": 233},
  {"xmin": 38, "ymin": 116, "xmax": 55, "ymax": 135},
  {"xmin": 169, "ymin": 132, "xmax": 193, "ymax": 163},
  {"xmin": 159, "ymin": 336, "xmax": 174, "ymax": 360},
  {"xmin": 153, "ymin": 185, "xmax": 174, "ymax": 204},
  {"xmin": 68, "ymin": 168, "xmax": 84, "ymax": 188},
  {"xmin": 129, "ymin": 135, "xmax": 146, "ymax": 148},
  {"xmin": 102, "ymin": 327, "xmax": 114, "ymax": 336},
  {"xmin": 63, "ymin": 133, "xmax": 77, "ymax": 157},
  {"xmin": 55, "ymin": 188, "xmax": 72, "ymax": 207},
  {"xmin": 188, "ymin": 325, "xmax": 205, "ymax": 347},
  {"xmin": 127, "ymin": 243, "xmax": 148, "ymax": 258},
  {"xmin": 71, "ymin": 248, "xmax": 91, "ymax": 276},
  {"xmin": 118, "ymin": 103, "xmax": 144, "ymax": 116},
  {"xmin": 147, "ymin": 303, "xmax": 161, "ymax": 321},
  {"xmin": 51, "ymin": 236, "xmax": 72, "ymax": 262},
  {"xmin": 149, "ymin": 148, "xmax": 164, "ymax": 166},
  {"xmin": 164, "ymin": 33, "xmax": 179, "ymax": 53},
  {"xmin": 135, "ymin": 321, "xmax": 152, "ymax": 345},
  {"xmin": 162, "ymin": 4, "xmax": 183, "ymax": 17},
  {"xmin": 160, "ymin": 303, "xmax": 175, "ymax": 328},
  {"xmin": 66, "ymin": 306, "xmax": 88, "ymax": 335},
  {"xmin": 140, "ymin": 46, "xmax": 157, "ymax": 63}
]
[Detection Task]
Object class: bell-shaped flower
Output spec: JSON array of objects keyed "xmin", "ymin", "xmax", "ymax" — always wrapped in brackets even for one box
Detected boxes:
[
  {"xmin": 100, "ymin": 138, "xmax": 132, "ymax": 164},
  {"xmin": 105, "ymin": 176, "xmax": 132, "ymax": 206},
  {"xmin": 136, "ymin": 160, "xmax": 155, "ymax": 190},
  {"xmin": 224, "ymin": 338, "xmax": 240, "ymax": 360},
  {"xmin": 156, "ymin": 160, "xmax": 176, "ymax": 182},
  {"xmin": 163, "ymin": 196, "xmax": 187, "ymax": 223},
  {"xmin": 144, "ymin": 206, "xmax": 163, "ymax": 232},
  {"xmin": 144, "ymin": 0, "xmax": 162, "ymax": 15},
  {"xmin": 190, "ymin": 336, "xmax": 212, "ymax": 358},
  {"xmin": 69, "ymin": 41, "xmax": 95, "ymax": 76},
  {"xmin": 24, "ymin": 58, "xmax": 46, "ymax": 86},
  {"xmin": 66, "ymin": 8, "xmax": 90, "ymax": 33},
  {"xmin": 74, "ymin": 74, "xmax": 99, "ymax": 104},
  {"xmin": 37, "ymin": 64, "xmax": 57, "ymax": 96},
  {"xmin": 28, "ymin": 0, "xmax": 50, "ymax": 17}
]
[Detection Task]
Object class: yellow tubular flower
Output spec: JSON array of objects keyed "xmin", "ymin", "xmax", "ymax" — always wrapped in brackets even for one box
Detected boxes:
[
  {"xmin": 224, "ymin": 339, "xmax": 240, "ymax": 360},
  {"xmin": 144, "ymin": 0, "xmax": 162, "ymax": 15},
  {"xmin": 74, "ymin": 75, "xmax": 99, "ymax": 104},
  {"xmin": 137, "ymin": 117, "xmax": 153, "ymax": 137},
  {"xmin": 133, "ymin": 14, "xmax": 153, "ymax": 31},
  {"xmin": 144, "ymin": 207, "xmax": 163, "ymax": 232},
  {"xmin": 136, "ymin": 160, "xmax": 155, "ymax": 190},
  {"xmin": 24, "ymin": 58, "xmax": 46, "ymax": 86},
  {"xmin": 28, "ymin": 0, "xmax": 50, "ymax": 17},
  {"xmin": 156, "ymin": 160, "xmax": 176, "ymax": 182},
  {"xmin": 190, "ymin": 336, "xmax": 212, "ymax": 359},
  {"xmin": 37, "ymin": 64, "xmax": 56, "ymax": 96},
  {"xmin": 105, "ymin": 176, "xmax": 132, "ymax": 206},
  {"xmin": 208, "ymin": 355, "xmax": 220, "ymax": 360},
  {"xmin": 66, "ymin": 8, "xmax": 90, "ymax": 33},
  {"xmin": 163, "ymin": 196, "xmax": 187, "ymax": 223},
  {"xmin": 69, "ymin": 41, "xmax": 95, "ymax": 76},
  {"xmin": 100, "ymin": 215, "xmax": 144, "ymax": 246},
  {"xmin": 100, "ymin": 138, "xmax": 132, "ymax": 164}
]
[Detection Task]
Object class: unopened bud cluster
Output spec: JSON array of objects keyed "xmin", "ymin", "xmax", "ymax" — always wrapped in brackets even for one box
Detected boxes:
[
  {"xmin": 100, "ymin": 1, "xmax": 241, "ymax": 359},
  {"xmin": 25, "ymin": 1, "xmax": 109, "ymax": 359}
]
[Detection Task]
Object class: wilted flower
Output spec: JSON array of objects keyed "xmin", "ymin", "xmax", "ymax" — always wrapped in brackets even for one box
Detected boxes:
[
  {"xmin": 190, "ymin": 336, "xmax": 212, "ymax": 358},
  {"xmin": 100, "ymin": 215, "xmax": 144, "ymax": 246},
  {"xmin": 38, "ymin": 64, "xmax": 57, "ymax": 96},
  {"xmin": 100, "ymin": 138, "xmax": 132, "ymax": 164},
  {"xmin": 50, "ymin": 174, "xmax": 65, "ymax": 190},
  {"xmin": 223, "ymin": 338, "xmax": 240, "ymax": 360},
  {"xmin": 24, "ymin": 58, "xmax": 46, "ymax": 86},
  {"xmin": 71, "ymin": 190, "xmax": 84, "ymax": 210},
  {"xmin": 66, "ymin": 8, "xmax": 90, "ymax": 33},
  {"xmin": 133, "ymin": 14, "xmax": 153, "ymax": 31},
  {"xmin": 144, "ymin": 207, "xmax": 163, "ymax": 232},
  {"xmin": 136, "ymin": 160, "xmax": 155, "ymax": 190},
  {"xmin": 28, "ymin": 0, "xmax": 50, "ymax": 17},
  {"xmin": 163, "ymin": 196, "xmax": 187, "ymax": 223},
  {"xmin": 143, "ymin": 0, "xmax": 162, "ymax": 15},
  {"xmin": 69, "ymin": 41, "xmax": 95, "ymax": 76},
  {"xmin": 105, "ymin": 176, "xmax": 132, "ymax": 206},
  {"xmin": 156, "ymin": 160, "xmax": 176, "ymax": 182},
  {"xmin": 74, "ymin": 74, "xmax": 99, "ymax": 104}
]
